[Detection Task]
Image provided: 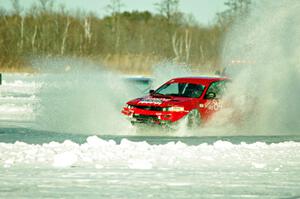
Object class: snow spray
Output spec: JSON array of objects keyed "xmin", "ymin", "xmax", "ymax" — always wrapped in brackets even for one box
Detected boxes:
[{"xmin": 220, "ymin": 0, "xmax": 300, "ymax": 134}]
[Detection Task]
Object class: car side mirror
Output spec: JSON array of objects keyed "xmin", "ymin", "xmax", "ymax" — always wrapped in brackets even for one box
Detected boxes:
[
  {"xmin": 149, "ymin": 89, "xmax": 155, "ymax": 95},
  {"xmin": 206, "ymin": 92, "xmax": 216, "ymax": 99}
]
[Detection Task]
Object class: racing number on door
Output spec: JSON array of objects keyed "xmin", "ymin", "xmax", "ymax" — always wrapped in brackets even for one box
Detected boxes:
[
  {"xmin": 205, "ymin": 99, "xmax": 223, "ymax": 111},
  {"xmin": 203, "ymin": 80, "xmax": 228, "ymax": 111}
]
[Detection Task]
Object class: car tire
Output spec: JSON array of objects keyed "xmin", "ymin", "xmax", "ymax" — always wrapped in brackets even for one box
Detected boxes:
[{"xmin": 186, "ymin": 109, "xmax": 201, "ymax": 128}]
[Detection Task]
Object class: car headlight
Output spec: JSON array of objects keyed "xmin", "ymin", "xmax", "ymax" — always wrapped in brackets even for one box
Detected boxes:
[
  {"xmin": 163, "ymin": 106, "xmax": 184, "ymax": 112},
  {"xmin": 126, "ymin": 104, "xmax": 133, "ymax": 109}
]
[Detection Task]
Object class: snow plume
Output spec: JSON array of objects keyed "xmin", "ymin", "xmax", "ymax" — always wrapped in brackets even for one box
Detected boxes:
[
  {"xmin": 220, "ymin": 1, "xmax": 300, "ymax": 134},
  {"xmin": 30, "ymin": 57, "xmax": 136, "ymax": 135},
  {"xmin": 151, "ymin": 62, "xmax": 193, "ymax": 89}
]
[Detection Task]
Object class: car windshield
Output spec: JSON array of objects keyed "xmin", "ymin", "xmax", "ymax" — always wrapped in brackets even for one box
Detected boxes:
[{"xmin": 154, "ymin": 82, "xmax": 205, "ymax": 98}]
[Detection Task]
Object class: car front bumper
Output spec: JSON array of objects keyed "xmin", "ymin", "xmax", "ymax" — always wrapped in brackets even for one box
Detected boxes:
[{"xmin": 121, "ymin": 107, "xmax": 188, "ymax": 125}]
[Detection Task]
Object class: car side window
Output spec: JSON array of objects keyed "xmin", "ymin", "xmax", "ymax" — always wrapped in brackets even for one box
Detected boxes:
[{"xmin": 205, "ymin": 81, "xmax": 227, "ymax": 99}]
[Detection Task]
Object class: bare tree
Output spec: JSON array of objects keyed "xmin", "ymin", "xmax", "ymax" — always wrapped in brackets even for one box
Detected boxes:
[
  {"xmin": 106, "ymin": 0, "xmax": 124, "ymax": 53},
  {"xmin": 11, "ymin": 0, "xmax": 22, "ymax": 14},
  {"xmin": 155, "ymin": 0, "xmax": 179, "ymax": 24},
  {"xmin": 172, "ymin": 29, "xmax": 192, "ymax": 64},
  {"xmin": 184, "ymin": 29, "xmax": 192, "ymax": 64},
  {"xmin": 83, "ymin": 17, "xmax": 92, "ymax": 43},
  {"xmin": 172, "ymin": 32, "xmax": 183, "ymax": 62},
  {"xmin": 11, "ymin": 0, "xmax": 25, "ymax": 52},
  {"xmin": 61, "ymin": 17, "xmax": 71, "ymax": 55},
  {"xmin": 38, "ymin": 0, "xmax": 54, "ymax": 13},
  {"xmin": 31, "ymin": 25, "xmax": 38, "ymax": 53},
  {"xmin": 19, "ymin": 15, "xmax": 24, "ymax": 50},
  {"xmin": 217, "ymin": 0, "xmax": 252, "ymax": 27}
]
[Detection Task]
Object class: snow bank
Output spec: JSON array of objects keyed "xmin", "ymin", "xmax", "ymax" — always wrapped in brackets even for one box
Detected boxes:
[{"xmin": 1, "ymin": 136, "xmax": 299, "ymax": 170}]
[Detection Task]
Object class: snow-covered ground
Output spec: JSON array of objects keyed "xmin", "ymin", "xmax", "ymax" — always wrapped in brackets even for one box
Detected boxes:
[
  {"xmin": 0, "ymin": 74, "xmax": 41, "ymax": 124},
  {"xmin": 1, "ymin": 135, "xmax": 300, "ymax": 198},
  {"xmin": 1, "ymin": 135, "xmax": 300, "ymax": 171},
  {"xmin": 1, "ymin": 73, "xmax": 300, "ymax": 198}
]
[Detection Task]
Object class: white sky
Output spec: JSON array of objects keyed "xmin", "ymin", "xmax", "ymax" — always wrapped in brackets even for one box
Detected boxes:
[{"xmin": 0, "ymin": 0, "xmax": 227, "ymax": 25}]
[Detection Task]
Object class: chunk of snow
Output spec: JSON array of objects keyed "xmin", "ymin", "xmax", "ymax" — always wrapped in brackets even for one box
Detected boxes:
[{"xmin": 53, "ymin": 152, "xmax": 78, "ymax": 168}]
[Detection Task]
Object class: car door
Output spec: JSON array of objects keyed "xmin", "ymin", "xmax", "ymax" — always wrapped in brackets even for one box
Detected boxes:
[{"xmin": 201, "ymin": 80, "xmax": 228, "ymax": 121}]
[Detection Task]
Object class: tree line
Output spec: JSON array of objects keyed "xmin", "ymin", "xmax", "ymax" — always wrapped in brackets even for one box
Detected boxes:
[{"xmin": 0, "ymin": 0, "xmax": 251, "ymax": 73}]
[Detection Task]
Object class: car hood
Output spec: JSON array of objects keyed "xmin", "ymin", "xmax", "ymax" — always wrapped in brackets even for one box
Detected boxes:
[{"xmin": 127, "ymin": 95, "xmax": 193, "ymax": 107}]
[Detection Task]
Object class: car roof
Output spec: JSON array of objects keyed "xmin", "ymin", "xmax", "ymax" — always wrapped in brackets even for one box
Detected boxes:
[{"xmin": 167, "ymin": 76, "xmax": 229, "ymax": 86}]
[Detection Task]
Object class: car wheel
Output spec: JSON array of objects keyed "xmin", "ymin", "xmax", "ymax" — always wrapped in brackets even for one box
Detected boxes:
[{"xmin": 186, "ymin": 109, "xmax": 201, "ymax": 128}]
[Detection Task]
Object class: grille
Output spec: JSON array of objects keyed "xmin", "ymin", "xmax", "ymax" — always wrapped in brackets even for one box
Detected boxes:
[
  {"xmin": 132, "ymin": 105, "xmax": 164, "ymax": 111},
  {"xmin": 133, "ymin": 114, "xmax": 159, "ymax": 123}
]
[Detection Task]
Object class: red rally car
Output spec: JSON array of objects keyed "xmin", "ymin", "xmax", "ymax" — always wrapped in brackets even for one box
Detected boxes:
[{"xmin": 121, "ymin": 76, "xmax": 230, "ymax": 128}]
